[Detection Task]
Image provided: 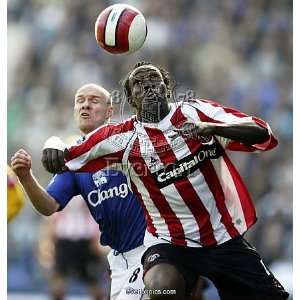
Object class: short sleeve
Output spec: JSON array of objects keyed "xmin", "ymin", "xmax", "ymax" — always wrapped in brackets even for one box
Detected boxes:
[{"xmin": 47, "ymin": 172, "xmax": 79, "ymax": 210}]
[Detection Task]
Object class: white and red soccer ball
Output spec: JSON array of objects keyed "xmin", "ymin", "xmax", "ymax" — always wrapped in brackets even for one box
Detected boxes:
[{"xmin": 95, "ymin": 4, "xmax": 147, "ymax": 54}]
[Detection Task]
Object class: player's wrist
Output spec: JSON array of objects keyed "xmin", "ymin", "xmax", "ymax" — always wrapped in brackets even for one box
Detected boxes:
[
  {"xmin": 199, "ymin": 122, "xmax": 217, "ymax": 136},
  {"xmin": 43, "ymin": 136, "xmax": 66, "ymax": 152},
  {"xmin": 18, "ymin": 170, "xmax": 34, "ymax": 185}
]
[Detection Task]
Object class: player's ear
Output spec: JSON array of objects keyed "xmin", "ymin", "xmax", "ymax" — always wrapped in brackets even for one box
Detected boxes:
[
  {"xmin": 167, "ymin": 89, "xmax": 172, "ymax": 100},
  {"xmin": 160, "ymin": 83, "xmax": 171, "ymax": 99},
  {"xmin": 106, "ymin": 105, "xmax": 113, "ymax": 120}
]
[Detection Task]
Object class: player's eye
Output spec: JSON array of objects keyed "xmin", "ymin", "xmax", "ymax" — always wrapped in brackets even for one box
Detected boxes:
[
  {"xmin": 149, "ymin": 73, "xmax": 160, "ymax": 81},
  {"xmin": 132, "ymin": 82, "xmax": 145, "ymax": 98},
  {"xmin": 76, "ymin": 98, "xmax": 85, "ymax": 103}
]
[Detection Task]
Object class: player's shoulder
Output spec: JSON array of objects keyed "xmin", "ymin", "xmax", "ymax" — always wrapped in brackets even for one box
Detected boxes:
[
  {"xmin": 103, "ymin": 117, "xmax": 136, "ymax": 134},
  {"xmin": 182, "ymin": 98, "xmax": 220, "ymax": 107},
  {"xmin": 179, "ymin": 98, "xmax": 223, "ymax": 116},
  {"xmin": 121, "ymin": 115, "xmax": 136, "ymax": 130},
  {"xmin": 49, "ymin": 171, "xmax": 75, "ymax": 184},
  {"xmin": 82, "ymin": 118, "xmax": 136, "ymax": 141}
]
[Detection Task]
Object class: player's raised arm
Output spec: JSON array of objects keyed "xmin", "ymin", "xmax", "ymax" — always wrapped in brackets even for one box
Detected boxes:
[
  {"xmin": 66, "ymin": 120, "xmax": 136, "ymax": 172},
  {"xmin": 11, "ymin": 149, "xmax": 60, "ymax": 215},
  {"xmin": 180, "ymin": 98, "xmax": 278, "ymax": 152},
  {"xmin": 42, "ymin": 119, "xmax": 135, "ymax": 174}
]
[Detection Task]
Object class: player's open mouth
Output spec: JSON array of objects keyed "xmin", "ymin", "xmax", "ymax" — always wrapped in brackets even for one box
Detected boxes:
[{"xmin": 80, "ymin": 113, "xmax": 90, "ymax": 118}]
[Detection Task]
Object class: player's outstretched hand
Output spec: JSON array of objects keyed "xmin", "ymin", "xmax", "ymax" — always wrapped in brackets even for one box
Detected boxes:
[
  {"xmin": 11, "ymin": 149, "xmax": 32, "ymax": 180},
  {"xmin": 41, "ymin": 148, "xmax": 68, "ymax": 174}
]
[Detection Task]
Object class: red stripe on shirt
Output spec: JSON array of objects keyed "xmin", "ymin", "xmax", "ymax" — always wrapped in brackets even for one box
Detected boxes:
[
  {"xmin": 226, "ymin": 142, "xmax": 256, "ymax": 152},
  {"xmin": 170, "ymin": 105, "xmax": 187, "ymax": 128},
  {"xmin": 70, "ymin": 150, "xmax": 124, "ymax": 172},
  {"xmin": 66, "ymin": 119, "xmax": 134, "ymax": 161},
  {"xmin": 195, "ymin": 99, "xmax": 248, "ymax": 118},
  {"xmin": 252, "ymin": 117, "xmax": 278, "ymax": 150},
  {"xmin": 222, "ymin": 151, "xmax": 257, "ymax": 229},
  {"xmin": 129, "ymin": 137, "xmax": 187, "ymax": 246},
  {"xmin": 174, "ymin": 109, "xmax": 240, "ymax": 238},
  {"xmin": 131, "ymin": 180, "xmax": 157, "ymax": 236},
  {"xmin": 187, "ymin": 99, "xmax": 278, "ymax": 152},
  {"xmin": 144, "ymin": 126, "xmax": 217, "ymax": 246},
  {"xmin": 198, "ymin": 159, "xmax": 240, "ymax": 237}
]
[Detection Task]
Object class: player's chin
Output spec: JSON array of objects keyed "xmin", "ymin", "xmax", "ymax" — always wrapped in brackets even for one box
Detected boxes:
[{"xmin": 143, "ymin": 95, "xmax": 163, "ymax": 105}]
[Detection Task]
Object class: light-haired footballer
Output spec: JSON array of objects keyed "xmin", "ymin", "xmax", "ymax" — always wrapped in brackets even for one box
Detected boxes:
[{"xmin": 11, "ymin": 83, "xmax": 149, "ymax": 300}]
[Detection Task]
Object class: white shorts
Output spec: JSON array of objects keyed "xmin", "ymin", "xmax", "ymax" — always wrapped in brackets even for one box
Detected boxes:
[{"xmin": 107, "ymin": 245, "xmax": 150, "ymax": 300}]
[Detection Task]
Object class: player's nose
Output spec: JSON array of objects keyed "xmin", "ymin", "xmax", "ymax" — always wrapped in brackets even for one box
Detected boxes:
[{"xmin": 81, "ymin": 99, "xmax": 91, "ymax": 109}]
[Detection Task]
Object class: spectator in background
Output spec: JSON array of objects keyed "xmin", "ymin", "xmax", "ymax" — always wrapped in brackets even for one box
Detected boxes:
[{"xmin": 7, "ymin": 166, "xmax": 25, "ymax": 223}]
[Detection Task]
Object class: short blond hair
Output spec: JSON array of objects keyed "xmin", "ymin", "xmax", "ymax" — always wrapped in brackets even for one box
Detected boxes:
[{"xmin": 76, "ymin": 83, "xmax": 112, "ymax": 106}]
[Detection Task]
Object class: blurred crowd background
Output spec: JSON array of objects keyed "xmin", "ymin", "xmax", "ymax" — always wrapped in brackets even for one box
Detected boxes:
[{"xmin": 7, "ymin": 0, "xmax": 293, "ymax": 299}]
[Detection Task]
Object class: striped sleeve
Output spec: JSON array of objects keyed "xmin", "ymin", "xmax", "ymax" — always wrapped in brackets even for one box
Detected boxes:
[
  {"xmin": 183, "ymin": 99, "xmax": 278, "ymax": 152},
  {"xmin": 65, "ymin": 119, "xmax": 135, "ymax": 172}
]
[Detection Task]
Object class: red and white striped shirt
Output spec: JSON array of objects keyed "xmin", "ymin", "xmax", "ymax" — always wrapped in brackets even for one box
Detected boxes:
[{"xmin": 65, "ymin": 99, "xmax": 278, "ymax": 247}]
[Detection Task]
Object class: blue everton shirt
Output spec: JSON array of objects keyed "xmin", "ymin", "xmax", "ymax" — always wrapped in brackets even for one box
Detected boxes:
[{"xmin": 47, "ymin": 169, "xmax": 146, "ymax": 253}]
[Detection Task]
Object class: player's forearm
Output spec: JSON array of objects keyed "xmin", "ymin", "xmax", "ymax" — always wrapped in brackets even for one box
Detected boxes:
[
  {"xmin": 43, "ymin": 136, "xmax": 110, "ymax": 173},
  {"xmin": 210, "ymin": 122, "xmax": 269, "ymax": 145},
  {"xmin": 18, "ymin": 172, "xmax": 59, "ymax": 216}
]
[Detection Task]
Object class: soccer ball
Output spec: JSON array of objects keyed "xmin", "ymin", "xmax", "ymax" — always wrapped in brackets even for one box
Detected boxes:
[{"xmin": 95, "ymin": 4, "xmax": 147, "ymax": 54}]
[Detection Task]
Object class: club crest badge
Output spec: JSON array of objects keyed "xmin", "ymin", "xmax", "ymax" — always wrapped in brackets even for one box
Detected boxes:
[{"xmin": 92, "ymin": 170, "xmax": 108, "ymax": 188}]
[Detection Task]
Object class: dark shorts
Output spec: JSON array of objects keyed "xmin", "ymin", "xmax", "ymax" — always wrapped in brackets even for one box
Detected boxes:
[
  {"xmin": 54, "ymin": 238, "xmax": 101, "ymax": 283},
  {"xmin": 142, "ymin": 236, "xmax": 289, "ymax": 299}
]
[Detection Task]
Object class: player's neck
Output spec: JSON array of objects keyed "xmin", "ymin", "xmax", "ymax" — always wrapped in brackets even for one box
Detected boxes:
[
  {"xmin": 80, "ymin": 130, "xmax": 88, "ymax": 136},
  {"xmin": 80, "ymin": 122, "xmax": 106, "ymax": 136}
]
